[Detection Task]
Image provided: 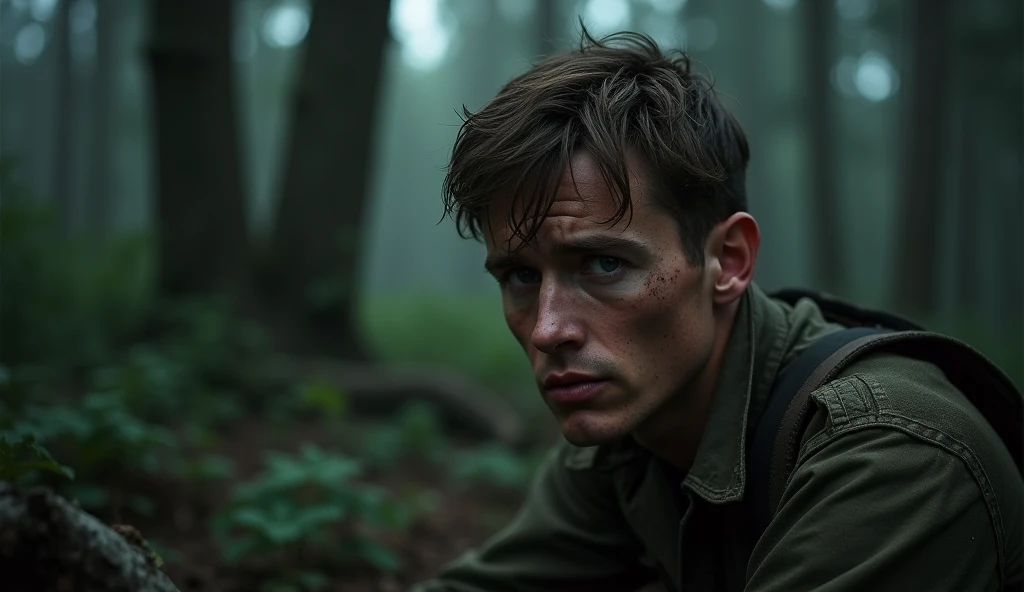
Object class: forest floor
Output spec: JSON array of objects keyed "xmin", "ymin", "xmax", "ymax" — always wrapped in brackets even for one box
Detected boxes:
[{"xmin": 108, "ymin": 415, "xmax": 537, "ymax": 592}]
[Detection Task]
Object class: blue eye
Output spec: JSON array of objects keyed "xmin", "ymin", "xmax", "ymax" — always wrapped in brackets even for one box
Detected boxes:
[
  {"xmin": 586, "ymin": 257, "xmax": 622, "ymax": 275},
  {"xmin": 515, "ymin": 268, "xmax": 540, "ymax": 283},
  {"xmin": 503, "ymin": 267, "xmax": 540, "ymax": 287}
]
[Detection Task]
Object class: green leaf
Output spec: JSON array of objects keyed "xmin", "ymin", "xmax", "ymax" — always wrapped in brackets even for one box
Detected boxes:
[
  {"xmin": 261, "ymin": 521, "xmax": 305, "ymax": 545},
  {"xmin": 232, "ymin": 506, "xmax": 275, "ymax": 532},
  {"xmin": 190, "ymin": 454, "xmax": 236, "ymax": 481},
  {"xmin": 291, "ymin": 504, "xmax": 344, "ymax": 532},
  {"xmin": 299, "ymin": 380, "xmax": 348, "ymax": 419},
  {"xmin": 450, "ymin": 444, "xmax": 534, "ymax": 490},
  {"xmin": 361, "ymin": 426, "xmax": 404, "ymax": 468},
  {"xmin": 352, "ymin": 539, "xmax": 401, "ymax": 573},
  {"xmin": 0, "ymin": 433, "xmax": 74, "ymax": 483},
  {"xmin": 293, "ymin": 570, "xmax": 328, "ymax": 591},
  {"xmin": 145, "ymin": 540, "xmax": 183, "ymax": 566}
]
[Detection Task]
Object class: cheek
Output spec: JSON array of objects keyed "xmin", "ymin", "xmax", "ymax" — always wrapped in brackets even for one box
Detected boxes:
[
  {"xmin": 502, "ymin": 302, "xmax": 532, "ymax": 350},
  {"xmin": 613, "ymin": 266, "xmax": 707, "ymax": 368}
]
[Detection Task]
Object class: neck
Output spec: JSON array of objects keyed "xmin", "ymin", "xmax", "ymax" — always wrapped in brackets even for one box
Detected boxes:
[{"xmin": 633, "ymin": 298, "xmax": 740, "ymax": 470}]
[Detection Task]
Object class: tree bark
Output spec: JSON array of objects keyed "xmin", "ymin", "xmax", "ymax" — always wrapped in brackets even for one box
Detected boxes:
[
  {"xmin": 147, "ymin": 0, "xmax": 249, "ymax": 299},
  {"xmin": 893, "ymin": 0, "xmax": 950, "ymax": 316},
  {"xmin": 0, "ymin": 483, "xmax": 179, "ymax": 591},
  {"xmin": 266, "ymin": 0, "xmax": 391, "ymax": 359},
  {"xmin": 803, "ymin": 0, "xmax": 842, "ymax": 295}
]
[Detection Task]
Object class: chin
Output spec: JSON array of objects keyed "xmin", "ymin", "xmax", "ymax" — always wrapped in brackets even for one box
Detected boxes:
[{"xmin": 557, "ymin": 409, "xmax": 632, "ymax": 447}]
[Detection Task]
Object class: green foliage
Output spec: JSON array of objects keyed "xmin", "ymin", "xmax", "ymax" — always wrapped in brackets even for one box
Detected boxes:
[
  {"xmin": 153, "ymin": 297, "xmax": 284, "ymax": 397},
  {"xmin": 0, "ymin": 433, "xmax": 74, "ymax": 484},
  {"xmin": 0, "ymin": 402, "xmax": 170, "ymax": 513},
  {"xmin": 2, "ymin": 391, "xmax": 178, "ymax": 512},
  {"xmin": 449, "ymin": 443, "xmax": 539, "ymax": 492},
  {"xmin": 213, "ymin": 444, "xmax": 425, "ymax": 580},
  {"xmin": 0, "ymin": 161, "xmax": 153, "ymax": 370},
  {"xmin": 88, "ymin": 297, "xmax": 287, "ymax": 430},
  {"xmin": 9, "ymin": 392, "xmax": 177, "ymax": 476},
  {"xmin": 361, "ymin": 294, "xmax": 536, "ymax": 400},
  {"xmin": 89, "ymin": 340, "xmax": 249, "ymax": 429},
  {"xmin": 297, "ymin": 379, "xmax": 349, "ymax": 420},
  {"xmin": 183, "ymin": 453, "xmax": 238, "ymax": 484},
  {"xmin": 146, "ymin": 540, "xmax": 184, "ymax": 567},
  {"xmin": 361, "ymin": 402, "xmax": 448, "ymax": 469}
]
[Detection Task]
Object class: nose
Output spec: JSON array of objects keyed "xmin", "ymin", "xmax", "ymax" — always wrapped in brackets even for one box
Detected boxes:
[{"xmin": 530, "ymin": 279, "xmax": 584, "ymax": 355}]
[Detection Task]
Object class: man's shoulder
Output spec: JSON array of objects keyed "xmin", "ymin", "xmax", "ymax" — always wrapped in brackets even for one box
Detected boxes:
[
  {"xmin": 801, "ymin": 351, "xmax": 1023, "ymax": 569},
  {"xmin": 788, "ymin": 351, "xmax": 1024, "ymax": 585},
  {"xmin": 819, "ymin": 350, "xmax": 1013, "ymax": 463}
]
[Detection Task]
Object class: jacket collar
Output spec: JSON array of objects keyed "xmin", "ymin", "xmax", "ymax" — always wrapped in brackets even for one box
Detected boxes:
[{"xmin": 680, "ymin": 283, "xmax": 792, "ymax": 504}]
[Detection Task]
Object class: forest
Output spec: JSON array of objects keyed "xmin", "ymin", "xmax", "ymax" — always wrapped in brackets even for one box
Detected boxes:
[{"xmin": 0, "ymin": 0, "xmax": 1020, "ymax": 590}]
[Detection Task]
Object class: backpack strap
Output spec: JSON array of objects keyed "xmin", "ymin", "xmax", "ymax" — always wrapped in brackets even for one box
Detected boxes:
[
  {"xmin": 748, "ymin": 329, "xmax": 1024, "ymax": 545},
  {"xmin": 748, "ymin": 327, "xmax": 887, "ymax": 541}
]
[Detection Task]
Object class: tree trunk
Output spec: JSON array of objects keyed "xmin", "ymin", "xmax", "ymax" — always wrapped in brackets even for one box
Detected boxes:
[
  {"xmin": 893, "ymin": 0, "xmax": 950, "ymax": 317},
  {"xmin": 147, "ymin": 0, "xmax": 249, "ymax": 299},
  {"xmin": 803, "ymin": 0, "xmax": 842, "ymax": 295},
  {"xmin": 266, "ymin": 0, "xmax": 391, "ymax": 359},
  {"xmin": 54, "ymin": 0, "xmax": 75, "ymax": 234},
  {"xmin": 89, "ymin": 0, "xmax": 115, "ymax": 234}
]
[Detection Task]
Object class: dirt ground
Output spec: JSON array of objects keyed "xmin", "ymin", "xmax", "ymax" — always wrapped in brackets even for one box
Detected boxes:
[{"xmin": 117, "ymin": 417, "xmax": 530, "ymax": 592}]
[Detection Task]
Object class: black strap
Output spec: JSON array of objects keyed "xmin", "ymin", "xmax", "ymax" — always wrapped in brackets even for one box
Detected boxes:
[{"xmin": 747, "ymin": 327, "xmax": 887, "ymax": 543}]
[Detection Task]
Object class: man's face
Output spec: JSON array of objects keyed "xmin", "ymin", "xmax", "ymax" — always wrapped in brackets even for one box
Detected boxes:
[{"xmin": 484, "ymin": 152, "xmax": 719, "ymax": 446}]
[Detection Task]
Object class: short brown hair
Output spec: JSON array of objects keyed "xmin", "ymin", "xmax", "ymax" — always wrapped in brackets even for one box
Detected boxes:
[{"xmin": 442, "ymin": 28, "xmax": 750, "ymax": 265}]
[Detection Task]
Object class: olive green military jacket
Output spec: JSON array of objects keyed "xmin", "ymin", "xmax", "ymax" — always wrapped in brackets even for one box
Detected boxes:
[{"xmin": 412, "ymin": 284, "xmax": 1024, "ymax": 592}]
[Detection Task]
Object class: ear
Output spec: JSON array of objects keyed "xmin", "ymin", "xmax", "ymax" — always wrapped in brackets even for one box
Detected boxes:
[{"xmin": 706, "ymin": 212, "xmax": 760, "ymax": 305}]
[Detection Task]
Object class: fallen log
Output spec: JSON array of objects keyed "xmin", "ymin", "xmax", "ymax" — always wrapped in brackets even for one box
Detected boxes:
[
  {"xmin": 0, "ymin": 482, "xmax": 179, "ymax": 592},
  {"xmin": 285, "ymin": 357, "xmax": 532, "ymax": 448}
]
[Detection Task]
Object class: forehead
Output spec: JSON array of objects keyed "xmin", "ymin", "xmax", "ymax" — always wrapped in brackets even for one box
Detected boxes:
[{"xmin": 483, "ymin": 151, "xmax": 667, "ymax": 253}]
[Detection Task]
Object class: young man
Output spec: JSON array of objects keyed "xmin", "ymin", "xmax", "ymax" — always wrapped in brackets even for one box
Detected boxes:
[{"xmin": 412, "ymin": 30, "xmax": 1023, "ymax": 592}]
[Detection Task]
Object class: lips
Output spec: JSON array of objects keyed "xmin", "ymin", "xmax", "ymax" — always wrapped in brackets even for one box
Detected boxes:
[{"xmin": 542, "ymin": 372, "xmax": 608, "ymax": 404}]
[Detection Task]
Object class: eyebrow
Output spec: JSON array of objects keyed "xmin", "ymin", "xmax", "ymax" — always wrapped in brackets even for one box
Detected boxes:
[{"xmin": 484, "ymin": 235, "xmax": 650, "ymax": 273}]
